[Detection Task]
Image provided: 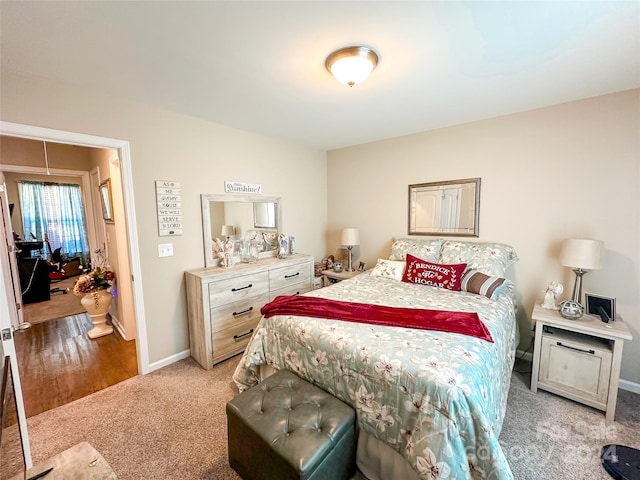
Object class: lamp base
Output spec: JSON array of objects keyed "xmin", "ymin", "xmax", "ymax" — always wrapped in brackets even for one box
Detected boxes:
[
  {"xmin": 346, "ymin": 246, "xmax": 354, "ymax": 272},
  {"xmin": 570, "ymin": 268, "xmax": 588, "ymax": 305}
]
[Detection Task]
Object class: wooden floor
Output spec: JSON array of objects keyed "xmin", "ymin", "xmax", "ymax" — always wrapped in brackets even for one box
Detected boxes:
[{"xmin": 13, "ymin": 314, "xmax": 138, "ymax": 418}]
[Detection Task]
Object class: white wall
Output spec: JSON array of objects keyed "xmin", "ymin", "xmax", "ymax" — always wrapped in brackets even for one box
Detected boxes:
[
  {"xmin": 0, "ymin": 72, "xmax": 327, "ymax": 365},
  {"xmin": 327, "ymin": 89, "xmax": 640, "ymax": 385}
]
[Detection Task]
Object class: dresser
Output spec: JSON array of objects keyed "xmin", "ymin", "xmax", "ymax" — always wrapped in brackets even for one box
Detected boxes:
[{"xmin": 185, "ymin": 254, "xmax": 314, "ymax": 369}]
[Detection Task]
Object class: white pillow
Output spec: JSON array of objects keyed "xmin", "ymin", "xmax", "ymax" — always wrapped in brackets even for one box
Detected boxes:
[
  {"xmin": 389, "ymin": 238, "xmax": 444, "ymax": 262},
  {"xmin": 439, "ymin": 240, "xmax": 518, "ymax": 277},
  {"xmin": 370, "ymin": 258, "xmax": 405, "ymax": 281}
]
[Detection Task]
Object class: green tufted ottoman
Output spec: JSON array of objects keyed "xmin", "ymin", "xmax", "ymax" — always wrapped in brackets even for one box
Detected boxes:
[{"xmin": 226, "ymin": 370, "xmax": 356, "ymax": 480}]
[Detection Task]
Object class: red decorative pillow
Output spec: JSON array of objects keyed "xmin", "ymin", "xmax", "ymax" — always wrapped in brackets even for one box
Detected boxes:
[{"xmin": 402, "ymin": 254, "xmax": 467, "ymax": 291}]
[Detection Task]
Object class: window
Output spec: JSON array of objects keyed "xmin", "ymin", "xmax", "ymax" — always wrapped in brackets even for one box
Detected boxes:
[{"xmin": 18, "ymin": 181, "xmax": 90, "ymax": 258}]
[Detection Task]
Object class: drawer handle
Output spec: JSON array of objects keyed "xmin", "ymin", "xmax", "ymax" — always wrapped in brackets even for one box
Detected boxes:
[
  {"xmin": 556, "ymin": 341, "xmax": 595, "ymax": 355},
  {"xmin": 284, "ymin": 272, "xmax": 300, "ymax": 279},
  {"xmin": 233, "ymin": 329, "xmax": 254, "ymax": 341},
  {"xmin": 231, "ymin": 284, "xmax": 253, "ymax": 292},
  {"xmin": 232, "ymin": 307, "xmax": 253, "ymax": 317}
]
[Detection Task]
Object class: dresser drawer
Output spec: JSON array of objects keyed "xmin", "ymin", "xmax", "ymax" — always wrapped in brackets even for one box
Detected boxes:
[
  {"xmin": 210, "ymin": 293, "xmax": 269, "ymax": 333},
  {"xmin": 269, "ymin": 262, "xmax": 311, "ymax": 291},
  {"xmin": 209, "ymin": 271, "xmax": 269, "ymax": 306},
  {"xmin": 270, "ymin": 283, "xmax": 312, "ymax": 300},
  {"xmin": 212, "ymin": 316, "xmax": 259, "ymax": 365}
]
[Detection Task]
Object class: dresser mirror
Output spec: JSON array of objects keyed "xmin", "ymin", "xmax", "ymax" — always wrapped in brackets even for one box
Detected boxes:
[
  {"xmin": 202, "ymin": 194, "xmax": 282, "ymax": 267},
  {"xmin": 408, "ymin": 178, "xmax": 481, "ymax": 237}
]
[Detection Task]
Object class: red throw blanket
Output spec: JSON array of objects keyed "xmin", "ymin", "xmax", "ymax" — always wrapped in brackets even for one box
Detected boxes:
[{"xmin": 261, "ymin": 295, "xmax": 494, "ymax": 343}]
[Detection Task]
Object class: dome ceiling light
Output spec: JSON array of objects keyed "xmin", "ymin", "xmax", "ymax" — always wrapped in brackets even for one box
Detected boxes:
[{"xmin": 325, "ymin": 46, "xmax": 379, "ymax": 87}]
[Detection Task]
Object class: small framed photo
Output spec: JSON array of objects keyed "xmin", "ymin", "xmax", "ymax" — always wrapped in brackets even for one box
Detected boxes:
[
  {"xmin": 357, "ymin": 261, "xmax": 367, "ymax": 272},
  {"xmin": 584, "ymin": 293, "xmax": 615, "ymax": 322}
]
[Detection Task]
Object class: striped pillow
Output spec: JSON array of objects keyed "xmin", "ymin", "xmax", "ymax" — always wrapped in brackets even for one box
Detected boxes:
[{"xmin": 461, "ymin": 270, "xmax": 507, "ymax": 300}]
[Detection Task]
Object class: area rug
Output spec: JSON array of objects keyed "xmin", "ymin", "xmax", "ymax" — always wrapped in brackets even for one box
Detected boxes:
[{"xmin": 22, "ymin": 277, "xmax": 84, "ymax": 324}]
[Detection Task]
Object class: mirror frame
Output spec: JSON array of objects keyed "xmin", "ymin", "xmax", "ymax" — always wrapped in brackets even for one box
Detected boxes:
[
  {"xmin": 408, "ymin": 178, "xmax": 481, "ymax": 237},
  {"xmin": 201, "ymin": 194, "xmax": 282, "ymax": 268}
]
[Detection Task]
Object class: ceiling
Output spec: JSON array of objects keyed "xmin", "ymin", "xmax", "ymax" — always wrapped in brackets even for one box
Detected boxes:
[{"xmin": 1, "ymin": 1, "xmax": 638, "ymax": 151}]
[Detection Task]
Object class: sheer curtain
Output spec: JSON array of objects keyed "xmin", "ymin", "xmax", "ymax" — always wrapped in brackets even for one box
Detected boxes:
[{"xmin": 18, "ymin": 181, "xmax": 90, "ymax": 259}]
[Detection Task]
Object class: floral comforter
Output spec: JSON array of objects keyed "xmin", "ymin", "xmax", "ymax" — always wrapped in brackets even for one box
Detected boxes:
[{"xmin": 233, "ymin": 273, "xmax": 518, "ymax": 480}]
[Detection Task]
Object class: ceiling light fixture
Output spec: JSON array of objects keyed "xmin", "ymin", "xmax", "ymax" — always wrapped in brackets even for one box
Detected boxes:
[{"xmin": 325, "ymin": 46, "xmax": 379, "ymax": 87}]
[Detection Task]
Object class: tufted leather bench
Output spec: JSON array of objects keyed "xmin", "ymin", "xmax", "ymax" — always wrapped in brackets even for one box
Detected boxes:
[{"xmin": 226, "ymin": 370, "xmax": 356, "ymax": 480}]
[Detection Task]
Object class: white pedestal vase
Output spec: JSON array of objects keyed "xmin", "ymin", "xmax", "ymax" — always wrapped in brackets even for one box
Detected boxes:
[{"xmin": 80, "ymin": 289, "xmax": 114, "ymax": 339}]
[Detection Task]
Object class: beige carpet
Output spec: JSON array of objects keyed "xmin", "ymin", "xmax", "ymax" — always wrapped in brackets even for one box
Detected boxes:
[
  {"xmin": 11, "ymin": 358, "xmax": 640, "ymax": 480},
  {"xmin": 22, "ymin": 277, "xmax": 85, "ymax": 324}
]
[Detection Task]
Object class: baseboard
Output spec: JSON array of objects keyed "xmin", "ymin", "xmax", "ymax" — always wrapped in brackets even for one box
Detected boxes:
[
  {"xmin": 109, "ymin": 313, "xmax": 126, "ymax": 340},
  {"xmin": 515, "ymin": 349, "xmax": 533, "ymax": 363},
  {"xmin": 149, "ymin": 349, "xmax": 191, "ymax": 372},
  {"xmin": 619, "ymin": 379, "xmax": 640, "ymax": 394}
]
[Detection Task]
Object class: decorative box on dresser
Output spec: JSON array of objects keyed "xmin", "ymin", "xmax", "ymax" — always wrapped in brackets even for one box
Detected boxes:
[
  {"xmin": 185, "ymin": 254, "xmax": 314, "ymax": 370},
  {"xmin": 530, "ymin": 303, "xmax": 632, "ymax": 422}
]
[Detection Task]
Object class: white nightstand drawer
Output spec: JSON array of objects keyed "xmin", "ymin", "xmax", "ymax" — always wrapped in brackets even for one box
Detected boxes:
[{"xmin": 539, "ymin": 327, "xmax": 612, "ymax": 407}]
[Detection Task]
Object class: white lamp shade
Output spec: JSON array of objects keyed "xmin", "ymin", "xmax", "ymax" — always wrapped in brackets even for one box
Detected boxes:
[
  {"xmin": 221, "ymin": 225, "xmax": 235, "ymax": 237},
  {"xmin": 341, "ymin": 228, "xmax": 360, "ymax": 246},
  {"xmin": 560, "ymin": 239, "xmax": 603, "ymax": 270}
]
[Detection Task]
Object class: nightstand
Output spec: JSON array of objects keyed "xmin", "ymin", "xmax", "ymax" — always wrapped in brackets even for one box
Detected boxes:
[
  {"xmin": 321, "ymin": 269, "xmax": 361, "ymax": 287},
  {"xmin": 530, "ymin": 303, "xmax": 632, "ymax": 422}
]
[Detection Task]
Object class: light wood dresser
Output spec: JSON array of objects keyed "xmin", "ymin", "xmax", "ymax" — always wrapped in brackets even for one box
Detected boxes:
[{"xmin": 185, "ymin": 254, "xmax": 314, "ymax": 369}]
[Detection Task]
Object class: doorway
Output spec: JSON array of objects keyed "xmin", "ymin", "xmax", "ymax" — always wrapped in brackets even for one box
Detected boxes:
[{"xmin": 0, "ymin": 122, "xmax": 149, "ymax": 416}]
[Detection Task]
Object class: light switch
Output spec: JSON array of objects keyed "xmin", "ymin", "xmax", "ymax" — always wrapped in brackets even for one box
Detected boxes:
[{"xmin": 158, "ymin": 243, "xmax": 173, "ymax": 257}]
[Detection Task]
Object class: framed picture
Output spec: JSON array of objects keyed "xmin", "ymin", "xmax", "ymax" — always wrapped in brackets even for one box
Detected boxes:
[
  {"xmin": 585, "ymin": 293, "xmax": 615, "ymax": 322},
  {"xmin": 357, "ymin": 261, "xmax": 367, "ymax": 272},
  {"xmin": 99, "ymin": 179, "xmax": 114, "ymax": 223}
]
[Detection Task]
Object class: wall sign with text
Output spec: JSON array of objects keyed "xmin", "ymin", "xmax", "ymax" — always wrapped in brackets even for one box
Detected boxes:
[
  {"xmin": 155, "ymin": 180, "xmax": 182, "ymax": 236},
  {"xmin": 224, "ymin": 181, "xmax": 262, "ymax": 195}
]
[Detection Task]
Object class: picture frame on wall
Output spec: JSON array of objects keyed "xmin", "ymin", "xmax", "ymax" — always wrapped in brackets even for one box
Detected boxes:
[
  {"xmin": 100, "ymin": 179, "xmax": 114, "ymax": 223},
  {"xmin": 585, "ymin": 293, "xmax": 616, "ymax": 322}
]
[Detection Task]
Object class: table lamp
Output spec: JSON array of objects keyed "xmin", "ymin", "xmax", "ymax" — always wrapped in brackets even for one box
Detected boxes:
[
  {"xmin": 221, "ymin": 225, "xmax": 235, "ymax": 239},
  {"xmin": 560, "ymin": 238, "xmax": 603, "ymax": 305},
  {"xmin": 340, "ymin": 228, "xmax": 360, "ymax": 272}
]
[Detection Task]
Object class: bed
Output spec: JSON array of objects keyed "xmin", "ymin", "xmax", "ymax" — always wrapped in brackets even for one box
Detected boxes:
[{"xmin": 233, "ymin": 238, "xmax": 519, "ymax": 480}]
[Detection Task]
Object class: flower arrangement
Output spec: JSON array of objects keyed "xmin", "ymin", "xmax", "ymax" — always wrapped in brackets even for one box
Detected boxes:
[{"xmin": 73, "ymin": 249, "xmax": 115, "ymax": 297}]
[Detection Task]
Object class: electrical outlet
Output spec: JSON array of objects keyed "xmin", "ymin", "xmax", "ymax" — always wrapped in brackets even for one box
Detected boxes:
[{"xmin": 158, "ymin": 243, "xmax": 173, "ymax": 257}]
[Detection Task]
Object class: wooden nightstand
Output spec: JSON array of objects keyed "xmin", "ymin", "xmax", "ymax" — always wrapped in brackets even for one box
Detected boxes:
[
  {"xmin": 530, "ymin": 303, "xmax": 632, "ymax": 422},
  {"xmin": 321, "ymin": 269, "xmax": 361, "ymax": 287}
]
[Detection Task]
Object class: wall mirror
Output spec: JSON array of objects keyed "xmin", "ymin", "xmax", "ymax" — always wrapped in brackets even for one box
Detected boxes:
[
  {"xmin": 99, "ymin": 179, "xmax": 114, "ymax": 223},
  {"xmin": 408, "ymin": 178, "xmax": 481, "ymax": 237},
  {"xmin": 202, "ymin": 194, "xmax": 282, "ymax": 267}
]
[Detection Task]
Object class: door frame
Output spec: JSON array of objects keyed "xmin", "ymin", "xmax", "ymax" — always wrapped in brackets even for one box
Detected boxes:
[
  {"xmin": 0, "ymin": 173, "xmax": 32, "ymax": 466},
  {"xmin": 0, "ymin": 121, "xmax": 150, "ymax": 375}
]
